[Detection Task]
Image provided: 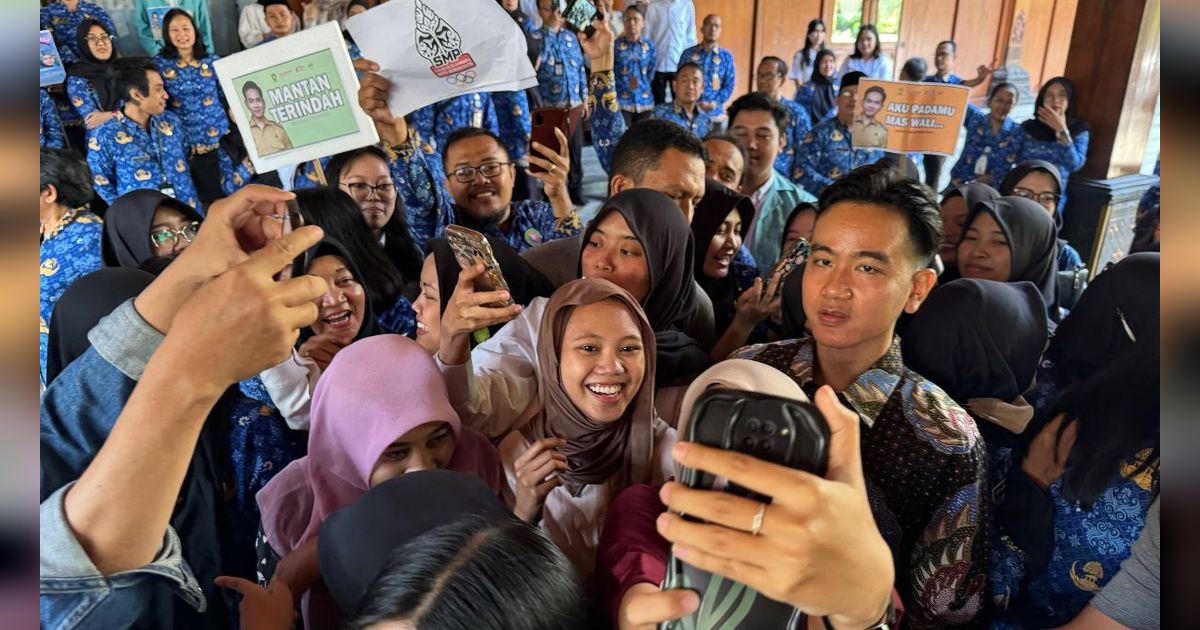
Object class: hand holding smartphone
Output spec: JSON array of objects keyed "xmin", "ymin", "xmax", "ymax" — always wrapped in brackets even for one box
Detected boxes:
[{"xmin": 444, "ymin": 226, "xmax": 514, "ymax": 308}]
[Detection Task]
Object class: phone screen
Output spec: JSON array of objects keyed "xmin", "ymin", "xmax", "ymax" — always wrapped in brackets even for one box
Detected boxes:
[{"xmin": 561, "ymin": 0, "xmax": 597, "ymax": 32}]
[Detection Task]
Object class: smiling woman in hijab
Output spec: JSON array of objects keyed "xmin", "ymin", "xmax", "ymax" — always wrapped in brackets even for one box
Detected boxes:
[
  {"xmin": 65, "ymin": 18, "xmax": 119, "ymax": 137},
  {"xmin": 102, "ymin": 189, "xmax": 203, "ymax": 268},
  {"xmin": 439, "ymin": 188, "xmax": 708, "ymax": 439},
  {"xmin": 902, "ymin": 278, "xmax": 1048, "ymax": 447},
  {"xmin": 255, "ymin": 334, "xmax": 502, "ymax": 626},
  {"xmin": 1017, "ymin": 77, "xmax": 1091, "ymax": 211},
  {"xmin": 937, "ymin": 182, "xmax": 1000, "ymax": 281},
  {"xmin": 795, "ymin": 49, "xmax": 839, "ymax": 124},
  {"xmin": 500, "ymin": 278, "xmax": 675, "ymax": 581},
  {"xmin": 957, "ymin": 196, "xmax": 1060, "ymax": 322},
  {"xmin": 999, "ymin": 159, "xmax": 1084, "ymax": 271}
]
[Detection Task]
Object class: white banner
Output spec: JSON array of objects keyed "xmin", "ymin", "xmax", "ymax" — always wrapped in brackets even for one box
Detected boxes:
[{"xmin": 346, "ymin": 0, "xmax": 538, "ymax": 118}]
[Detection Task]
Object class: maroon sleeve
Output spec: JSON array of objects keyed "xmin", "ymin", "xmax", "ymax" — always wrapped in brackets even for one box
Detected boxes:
[{"xmin": 595, "ymin": 483, "xmax": 670, "ymax": 628}]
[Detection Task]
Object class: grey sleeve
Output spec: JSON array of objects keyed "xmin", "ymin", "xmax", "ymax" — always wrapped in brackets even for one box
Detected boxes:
[
  {"xmin": 86, "ymin": 299, "xmax": 166, "ymax": 381},
  {"xmin": 1091, "ymin": 498, "xmax": 1159, "ymax": 630}
]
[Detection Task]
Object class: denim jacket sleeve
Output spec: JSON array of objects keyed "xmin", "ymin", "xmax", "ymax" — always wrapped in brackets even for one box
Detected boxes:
[
  {"xmin": 40, "ymin": 483, "xmax": 205, "ymax": 630},
  {"xmin": 40, "ymin": 300, "xmax": 165, "ymax": 500}
]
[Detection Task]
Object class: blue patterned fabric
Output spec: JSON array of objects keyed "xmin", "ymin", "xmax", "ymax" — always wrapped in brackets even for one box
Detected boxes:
[
  {"xmin": 87, "ymin": 111, "xmax": 202, "ymax": 211},
  {"xmin": 652, "ymin": 102, "xmax": 711, "ymax": 137},
  {"xmin": 40, "ymin": 0, "xmax": 116, "ymax": 65},
  {"xmin": 40, "ymin": 90, "xmax": 66, "ymax": 149},
  {"xmin": 412, "ymin": 93, "xmax": 500, "ymax": 157},
  {"xmin": 791, "ymin": 117, "xmax": 884, "ymax": 195},
  {"xmin": 65, "ymin": 76, "xmax": 108, "ymax": 139},
  {"xmin": 588, "ymin": 70, "xmax": 626, "ymax": 176},
  {"xmin": 731, "ymin": 245, "xmax": 758, "ymax": 292},
  {"xmin": 677, "ymin": 44, "xmax": 736, "ymax": 120},
  {"xmin": 39, "ymin": 210, "xmax": 103, "ymax": 381},
  {"xmin": 292, "ymin": 155, "xmax": 332, "ymax": 191},
  {"xmin": 1059, "ymin": 241, "xmax": 1084, "ymax": 271},
  {"xmin": 492, "ymin": 90, "xmax": 532, "ymax": 165},
  {"xmin": 378, "ymin": 295, "xmax": 417, "ymax": 336},
  {"xmin": 228, "ymin": 382, "xmax": 304, "ymax": 515},
  {"xmin": 614, "ymin": 36, "xmax": 656, "ymax": 113},
  {"xmin": 1018, "ymin": 129, "xmax": 1090, "ymax": 211},
  {"xmin": 949, "ymin": 104, "xmax": 1024, "ymax": 187},
  {"xmin": 535, "ymin": 26, "xmax": 586, "ymax": 107},
  {"xmin": 990, "ymin": 445, "xmax": 1158, "ymax": 628},
  {"xmin": 792, "ymin": 82, "xmax": 837, "ymax": 126},
  {"xmin": 774, "ymin": 96, "xmax": 813, "ymax": 177},
  {"xmin": 924, "ymin": 73, "xmax": 964, "ymax": 85}
]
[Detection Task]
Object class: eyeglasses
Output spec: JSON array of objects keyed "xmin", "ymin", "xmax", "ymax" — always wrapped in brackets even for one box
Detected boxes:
[
  {"xmin": 150, "ymin": 221, "xmax": 200, "ymax": 248},
  {"xmin": 1012, "ymin": 187, "xmax": 1060, "ymax": 206},
  {"xmin": 450, "ymin": 161, "xmax": 512, "ymax": 184},
  {"xmin": 341, "ymin": 181, "xmax": 396, "ymax": 198},
  {"xmin": 85, "ymin": 35, "xmax": 115, "ymax": 44}
]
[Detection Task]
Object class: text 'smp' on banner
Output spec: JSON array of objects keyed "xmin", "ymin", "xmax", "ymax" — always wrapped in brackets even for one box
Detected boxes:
[
  {"xmin": 214, "ymin": 22, "xmax": 379, "ymax": 174},
  {"xmin": 850, "ymin": 79, "xmax": 970, "ymax": 156},
  {"xmin": 346, "ymin": 0, "xmax": 537, "ymax": 119}
]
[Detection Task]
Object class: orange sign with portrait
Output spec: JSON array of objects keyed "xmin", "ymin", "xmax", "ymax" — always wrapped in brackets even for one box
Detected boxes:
[{"xmin": 850, "ymin": 79, "xmax": 970, "ymax": 156}]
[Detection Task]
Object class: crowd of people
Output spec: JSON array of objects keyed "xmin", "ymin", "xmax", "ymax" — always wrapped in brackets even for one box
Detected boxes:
[{"xmin": 39, "ymin": 0, "xmax": 1160, "ymax": 629}]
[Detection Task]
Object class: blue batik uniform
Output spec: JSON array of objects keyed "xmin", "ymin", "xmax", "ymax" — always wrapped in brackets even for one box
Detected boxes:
[
  {"xmin": 615, "ymin": 36, "xmax": 656, "ymax": 114},
  {"xmin": 386, "ymin": 143, "xmax": 581, "ymax": 252},
  {"xmin": 412, "ymin": 93, "xmax": 500, "ymax": 156},
  {"xmin": 652, "ymin": 102, "xmax": 712, "ymax": 137},
  {"xmin": 678, "ymin": 44, "xmax": 735, "ymax": 122},
  {"xmin": 65, "ymin": 75, "xmax": 111, "ymax": 141},
  {"xmin": 291, "ymin": 156, "xmax": 332, "ymax": 191},
  {"xmin": 774, "ymin": 96, "xmax": 813, "ymax": 177},
  {"xmin": 87, "ymin": 111, "xmax": 202, "ymax": 211},
  {"xmin": 230, "ymin": 379, "xmax": 305, "ymax": 516},
  {"xmin": 949, "ymin": 104, "xmax": 1024, "ymax": 187},
  {"xmin": 535, "ymin": 27, "xmax": 586, "ymax": 107},
  {"xmin": 793, "ymin": 83, "xmax": 837, "ymax": 126},
  {"xmin": 40, "ymin": 0, "xmax": 116, "ymax": 65},
  {"xmin": 1018, "ymin": 128, "xmax": 1090, "ymax": 212},
  {"xmin": 155, "ymin": 54, "xmax": 254, "ymax": 196},
  {"xmin": 588, "ymin": 70, "xmax": 627, "ymax": 176},
  {"xmin": 923, "ymin": 73, "xmax": 964, "ymax": 85},
  {"xmin": 41, "ymin": 90, "xmax": 66, "ymax": 149},
  {"xmin": 40, "ymin": 210, "xmax": 103, "ymax": 382},
  {"xmin": 492, "ymin": 90, "xmax": 532, "ymax": 166},
  {"xmin": 378, "ymin": 296, "xmax": 417, "ymax": 336},
  {"xmin": 791, "ymin": 117, "xmax": 884, "ymax": 195},
  {"xmin": 990, "ymin": 443, "xmax": 1158, "ymax": 629}
]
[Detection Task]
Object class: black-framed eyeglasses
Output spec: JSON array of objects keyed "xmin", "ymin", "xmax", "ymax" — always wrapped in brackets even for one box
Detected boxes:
[
  {"xmin": 450, "ymin": 161, "xmax": 512, "ymax": 184},
  {"xmin": 150, "ymin": 221, "xmax": 200, "ymax": 248},
  {"xmin": 84, "ymin": 34, "xmax": 116, "ymax": 44},
  {"xmin": 1012, "ymin": 187, "xmax": 1060, "ymax": 206},
  {"xmin": 341, "ymin": 181, "xmax": 396, "ymax": 198}
]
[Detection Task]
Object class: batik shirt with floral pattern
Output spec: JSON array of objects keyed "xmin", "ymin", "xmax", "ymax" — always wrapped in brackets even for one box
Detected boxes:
[
  {"xmin": 411, "ymin": 93, "xmax": 500, "ymax": 157},
  {"xmin": 678, "ymin": 43, "xmax": 735, "ymax": 120},
  {"xmin": 87, "ymin": 111, "xmax": 202, "ymax": 211},
  {"xmin": 652, "ymin": 102, "xmax": 712, "ymax": 137},
  {"xmin": 40, "ymin": 210, "xmax": 103, "ymax": 382},
  {"xmin": 1017, "ymin": 129, "xmax": 1090, "ymax": 212},
  {"xmin": 774, "ymin": 96, "xmax": 813, "ymax": 177},
  {"xmin": 40, "ymin": 0, "xmax": 116, "ymax": 65},
  {"xmin": 535, "ymin": 26, "xmax": 586, "ymax": 108},
  {"xmin": 615, "ymin": 36, "xmax": 656, "ymax": 113},
  {"xmin": 492, "ymin": 90, "xmax": 532, "ymax": 165},
  {"xmin": 949, "ymin": 105, "xmax": 1025, "ymax": 188},
  {"xmin": 791, "ymin": 116, "xmax": 884, "ymax": 196},
  {"xmin": 731, "ymin": 335, "xmax": 990, "ymax": 628},
  {"xmin": 40, "ymin": 89, "xmax": 66, "ymax": 149}
]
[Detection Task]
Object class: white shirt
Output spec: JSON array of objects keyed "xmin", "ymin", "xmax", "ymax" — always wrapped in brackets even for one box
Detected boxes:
[
  {"xmin": 259, "ymin": 350, "xmax": 321, "ymax": 430},
  {"xmin": 644, "ymin": 0, "xmax": 697, "ymax": 73},
  {"xmin": 789, "ymin": 47, "xmax": 818, "ymax": 82},
  {"xmin": 839, "ymin": 54, "xmax": 894, "ymax": 81}
]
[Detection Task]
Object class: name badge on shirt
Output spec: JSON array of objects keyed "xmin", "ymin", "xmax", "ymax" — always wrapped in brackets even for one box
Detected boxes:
[{"xmin": 712, "ymin": 73, "xmax": 720, "ymax": 91}]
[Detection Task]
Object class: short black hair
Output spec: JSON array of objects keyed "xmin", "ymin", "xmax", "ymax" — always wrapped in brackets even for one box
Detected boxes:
[
  {"xmin": 242, "ymin": 80, "xmax": 262, "ymax": 98},
  {"xmin": 611, "ymin": 118, "xmax": 707, "ymax": 182},
  {"xmin": 326, "ymin": 145, "xmax": 423, "ymax": 281},
  {"xmin": 937, "ymin": 40, "xmax": 957, "ymax": 52},
  {"xmin": 900, "ymin": 57, "xmax": 927, "ymax": 81},
  {"xmin": 816, "ymin": 163, "xmax": 942, "ymax": 267},
  {"xmin": 839, "ymin": 70, "xmax": 866, "ymax": 91},
  {"xmin": 702, "ymin": 133, "xmax": 749, "ymax": 184},
  {"xmin": 761, "ymin": 56, "xmax": 788, "ymax": 77},
  {"xmin": 850, "ymin": 24, "xmax": 883, "ymax": 59},
  {"xmin": 108, "ymin": 57, "xmax": 158, "ymax": 103},
  {"xmin": 348, "ymin": 517, "xmax": 587, "ymax": 630},
  {"xmin": 675, "ymin": 61, "xmax": 703, "ymax": 77},
  {"xmin": 864, "ymin": 85, "xmax": 887, "ymax": 100},
  {"xmin": 989, "ymin": 81, "xmax": 1018, "ymax": 101},
  {"xmin": 157, "ymin": 9, "xmax": 209, "ymax": 59},
  {"xmin": 727, "ymin": 92, "xmax": 787, "ymax": 133},
  {"xmin": 442, "ymin": 127, "xmax": 509, "ymax": 166},
  {"xmin": 623, "ymin": 4, "xmax": 644, "ymax": 18},
  {"xmin": 40, "ymin": 148, "xmax": 95, "ymax": 210}
]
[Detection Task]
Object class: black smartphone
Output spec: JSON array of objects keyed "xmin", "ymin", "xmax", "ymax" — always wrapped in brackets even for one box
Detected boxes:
[
  {"xmin": 660, "ymin": 389, "xmax": 830, "ymax": 630},
  {"xmin": 559, "ymin": 0, "xmax": 598, "ymax": 34}
]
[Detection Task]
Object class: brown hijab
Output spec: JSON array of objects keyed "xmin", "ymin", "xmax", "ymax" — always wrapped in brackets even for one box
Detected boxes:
[{"xmin": 523, "ymin": 278, "xmax": 658, "ymax": 496}]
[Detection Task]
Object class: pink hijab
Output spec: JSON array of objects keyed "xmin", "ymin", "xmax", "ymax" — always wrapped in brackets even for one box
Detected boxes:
[{"xmin": 256, "ymin": 334, "xmax": 501, "ymax": 556}]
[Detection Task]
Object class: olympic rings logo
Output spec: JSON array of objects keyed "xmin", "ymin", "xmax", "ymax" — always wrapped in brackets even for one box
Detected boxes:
[{"xmin": 445, "ymin": 71, "xmax": 477, "ymax": 86}]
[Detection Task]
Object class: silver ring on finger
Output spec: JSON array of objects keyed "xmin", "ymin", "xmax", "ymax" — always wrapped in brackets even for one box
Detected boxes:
[{"xmin": 751, "ymin": 503, "xmax": 766, "ymax": 536}]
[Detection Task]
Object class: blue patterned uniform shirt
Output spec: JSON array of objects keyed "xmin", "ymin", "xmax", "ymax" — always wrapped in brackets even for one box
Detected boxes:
[
  {"xmin": 41, "ymin": 90, "xmax": 66, "ymax": 149},
  {"xmin": 412, "ymin": 93, "xmax": 500, "ymax": 156},
  {"xmin": 535, "ymin": 27, "xmax": 586, "ymax": 108},
  {"xmin": 791, "ymin": 116, "xmax": 884, "ymax": 195},
  {"xmin": 652, "ymin": 102, "xmax": 712, "ymax": 137},
  {"xmin": 40, "ymin": 210, "xmax": 103, "ymax": 381},
  {"xmin": 65, "ymin": 76, "xmax": 108, "ymax": 137},
  {"xmin": 492, "ymin": 90, "xmax": 532, "ymax": 165},
  {"xmin": 87, "ymin": 111, "xmax": 202, "ymax": 211},
  {"xmin": 1018, "ymin": 128, "xmax": 1090, "ymax": 211},
  {"xmin": 774, "ymin": 96, "xmax": 813, "ymax": 176},
  {"xmin": 614, "ymin": 36, "xmax": 656, "ymax": 113},
  {"xmin": 923, "ymin": 73, "xmax": 964, "ymax": 85},
  {"xmin": 678, "ymin": 44, "xmax": 736, "ymax": 120},
  {"xmin": 40, "ymin": 1, "xmax": 116, "ymax": 65},
  {"xmin": 949, "ymin": 104, "xmax": 1024, "ymax": 187}
]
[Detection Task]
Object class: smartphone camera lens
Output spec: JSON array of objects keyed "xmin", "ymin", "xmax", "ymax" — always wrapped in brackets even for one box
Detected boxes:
[
  {"xmin": 758, "ymin": 438, "xmax": 773, "ymax": 452},
  {"xmin": 762, "ymin": 421, "xmax": 777, "ymax": 436},
  {"xmin": 745, "ymin": 418, "xmax": 760, "ymax": 433},
  {"xmin": 742, "ymin": 436, "xmax": 757, "ymax": 450}
]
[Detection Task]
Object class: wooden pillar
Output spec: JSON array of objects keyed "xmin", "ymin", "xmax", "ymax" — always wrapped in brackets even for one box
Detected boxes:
[{"xmin": 1060, "ymin": 0, "xmax": 1160, "ymax": 269}]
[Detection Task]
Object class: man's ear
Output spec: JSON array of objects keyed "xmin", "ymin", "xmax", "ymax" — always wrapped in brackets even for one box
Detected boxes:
[
  {"xmin": 904, "ymin": 267, "xmax": 938, "ymax": 314},
  {"xmin": 41, "ymin": 184, "xmax": 58, "ymax": 205},
  {"xmin": 609, "ymin": 174, "xmax": 633, "ymax": 197}
]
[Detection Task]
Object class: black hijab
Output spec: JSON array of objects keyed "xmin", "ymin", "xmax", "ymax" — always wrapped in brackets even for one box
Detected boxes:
[
  {"xmin": 579, "ymin": 188, "xmax": 708, "ymax": 385},
  {"xmin": 45, "ymin": 267, "xmax": 155, "ymax": 384},
  {"xmin": 318, "ymin": 470, "xmax": 513, "ymax": 615},
  {"xmin": 780, "ymin": 262, "xmax": 807, "ymax": 340},
  {"xmin": 102, "ymin": 190, "xmax": 203, "ymax": 268},
  {"xmin": 1000, "ymin": 159, "xmax": 1064, "ymax": 228},
  {"xmin": 690, "ymin": 180, "xmax": 755, "ymax": 336},
  {"xmin": 66, "ymin": 18, "xmax": 117, "ymax": 111},
  {"xmin": 902, "ymin": 278, "xmax": 1047, "ymax": 408},
  {"xmin": 300, "ymin": 237, "xmax": 381, "ymax": 343},
  {"xmin": 428, "ymin": 234, "xmax": 555, "ymax": 342},
  {"xmin": 1021, "ymin": 77, "xmax": 1092, "ymax": 142},
  {"xmin": 1045, "ymin": 252, "xmax": 1159, "ymax": 383},
  {"xmin": 960, "ymin": 197, "xmax": 1059, "ymax": 320},
  {"xmin": 808, "ymin": 49, "xmax": 838, "ymax": 123},
  {"xmin": 940, "ymin": 182, "xmax": 1001, "ymax": 282}
]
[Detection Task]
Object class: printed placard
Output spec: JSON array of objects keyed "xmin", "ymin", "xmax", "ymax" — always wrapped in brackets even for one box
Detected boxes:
[
  {"xmin": 214, "ymin": 22, "xmax": 379, "ymax": 174},
  {"xmin": 40, "ymin": 30, "xmax": 66, "ymax": 87},
  {"xmin": 851, "ymin": 79, "xmax": 970, "ymax": 156}
]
